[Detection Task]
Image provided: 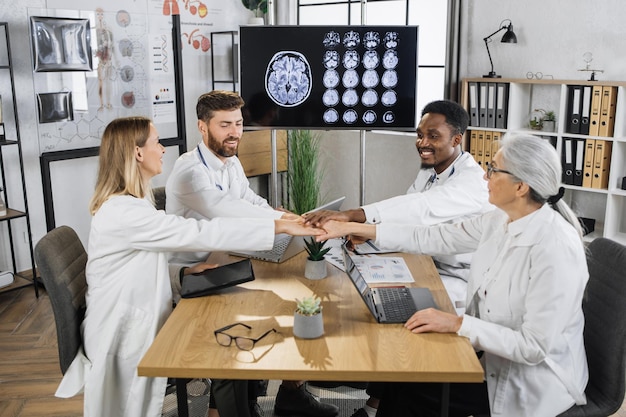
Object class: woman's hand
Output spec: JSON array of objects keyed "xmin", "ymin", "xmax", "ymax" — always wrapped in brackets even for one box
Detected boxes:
[
  {"xmin": 275, "ymin": 218, "xmax": 324, "ymax": 236},
  {"xmin": 404, "ymin": 308, "xmax": 463, "ymax": 334},
  {"xmin": 184, "ymin": 262, "xmax": 219, "ymax": 276}
]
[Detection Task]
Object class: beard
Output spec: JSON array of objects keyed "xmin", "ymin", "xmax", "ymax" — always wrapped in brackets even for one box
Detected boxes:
[{"xmin": 207, "ymin": 130, "xmax": 239, "ymax": 158}]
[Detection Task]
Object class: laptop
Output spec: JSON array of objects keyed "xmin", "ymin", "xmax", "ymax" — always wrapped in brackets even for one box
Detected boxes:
[
  {"xmin": 230, "ymin": 196, "xmax": 346, "ymax": 263},
  {"xmin": 341, "ymin": 243, "xmax": 438, "ymax": 323}
]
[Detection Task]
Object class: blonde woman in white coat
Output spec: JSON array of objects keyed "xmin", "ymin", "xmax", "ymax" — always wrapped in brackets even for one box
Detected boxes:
[
  {"xmin": 55, "ymin": 117, "xmax": 322, "ymax": 417},
  {"xmin": 316, "ymin": 134, "xmax": 588, "ymax": 417}
]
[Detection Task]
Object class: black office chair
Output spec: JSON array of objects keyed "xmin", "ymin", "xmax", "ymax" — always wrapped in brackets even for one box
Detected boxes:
[
  {"xmin": 558, "ymin": 237, "xmax": 626, "ymax": 416},
  {"xmin": 34, "ymin": 225, "xmax": 88, "ymax": 374},
  {"xmin": 153, "ymin": 186, "xmax": 167, "ymax": 211},
  {"xmin": 36, "ymin": 225, "xmax": 193, "ymax": 417}
]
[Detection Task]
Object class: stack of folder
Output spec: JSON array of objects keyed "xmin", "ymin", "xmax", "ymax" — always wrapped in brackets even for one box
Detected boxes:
[
  {"xmin": 566, "ymin": 84, "xmax": 618, "ymax": 137},
  {"xmin": 468, "ymin": 129, "xmax": 502, "ymax": 171},
  {"xmin": 467, "ymin": 81, "xmax": 510, "ymax": 128},
  {"xmin": 562, "ymin": 137, "xmax": 612, "ymax": 189}
]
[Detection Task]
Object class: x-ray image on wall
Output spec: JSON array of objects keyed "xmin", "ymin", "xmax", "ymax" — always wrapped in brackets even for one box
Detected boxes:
[{"xmin": 240, "ymin": 25, "xmax": 418, "ymax": 130}]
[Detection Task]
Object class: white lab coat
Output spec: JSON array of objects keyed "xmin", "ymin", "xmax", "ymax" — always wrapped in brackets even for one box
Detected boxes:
[
  {"xmin": 363, "ymin": 152, "xmax": 493, "ymax": 308},
  {"xmin": 376, "ymin": 204, "xmax": 588, "ymax": 417},
  {"xmin": 55, "ymin": 195, "xmax": 275, "ymax": 417}
]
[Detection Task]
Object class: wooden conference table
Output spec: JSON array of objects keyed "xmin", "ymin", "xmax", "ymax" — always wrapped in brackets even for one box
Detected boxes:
[{"xmin": 138, "ymin": 250, "xmax": 484, "ymax": 415}]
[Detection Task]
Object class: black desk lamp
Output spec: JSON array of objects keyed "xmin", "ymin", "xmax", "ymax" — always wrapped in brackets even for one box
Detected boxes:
[{"xmin": 483, "ymin": 19, "xmax": 517, "ymax": 78}]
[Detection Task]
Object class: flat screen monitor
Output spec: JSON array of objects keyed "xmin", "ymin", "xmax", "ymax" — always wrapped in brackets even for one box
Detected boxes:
[{"xmin": 240, "ymin": 25, "xmax": 418, "ymax": 130}]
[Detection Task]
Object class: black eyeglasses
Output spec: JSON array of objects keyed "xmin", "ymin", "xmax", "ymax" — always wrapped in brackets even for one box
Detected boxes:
[
  {"xmin": 214, "ymin": 322, "xmax": 277, "ymax": 351},
  {"xmin": 486, "ymin": 162, "xmax": 514, "ymax": 179}
]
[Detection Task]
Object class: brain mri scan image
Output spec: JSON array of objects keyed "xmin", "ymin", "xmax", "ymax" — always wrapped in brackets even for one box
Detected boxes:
[
  {"xmin": 382, "ymin": 49, "xmax": 399, "ymax": 69},
  {"xmin": 383, "ymin": 111, "xmax": 396, "ymax": 123},
  {"xmin": 343, "ymin": 109, "xmax": 358, "ymax": 124},
  {"xmin": 361, "ymin": 89, "xmax": 378, "ymax": 107},
  {"xmin": 323, "ymin": 108, "xmax": 339, "ymax": 123},
  {"xmin": 343, "ymin": 30, "xmax": 360, "ymax": 49},
  {"xmin": 323, "ymin": 31, "xmax": 340, "ymax": 49},
  {"xmin": 363, "ymin": 110, "xmax": 377, "ymax": 124},
  {"xmin": 342, "ymin": 69, "xmax": 359, "ymax": 88},
  {"xmin": 362, "ymin": 69, "xmax": 379, "ymax": 88},
  {"xmin": 383, "ymin": 31, "xmax": 399, "ymax": 49},
  {"xmin": 323, "ymin": 69, "xmax": 340, "ymax": 88},
  {"xmin": 381, "ymin": 90, "xmax": 398, "ymax": 106},
  {"xmin": 342, "ymin": 88, "xmax": 358, "ymax": 107},
  {"xmin": 266, "ymin": 51, "xmax": 312, "ymax": 107},
  {"xmin": 363, "ymin": 31, "xmax": 381, "ymax": 50},
  {"xmin": 322, "ymin": 88, "xmax": 340, "ymax": 107},
  {"xmin": 323, "ymin": 50, "xmax": 339, "ymax": 69},
  {"xmin": 362, "ymin": 50, "xmax": 380, "ymax": 70},
  {"xmin": 381, "ymin": 70, "xmax": 398, "ymax": 88},
  {"xmin": 342, "ymin": 50, "xmax": 360, "ymax": 70}
]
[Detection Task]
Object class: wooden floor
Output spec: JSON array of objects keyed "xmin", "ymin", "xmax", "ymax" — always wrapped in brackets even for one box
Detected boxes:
[{"xmin": 1, "ymin": 276, "xmax": 625, "ymax": 417}]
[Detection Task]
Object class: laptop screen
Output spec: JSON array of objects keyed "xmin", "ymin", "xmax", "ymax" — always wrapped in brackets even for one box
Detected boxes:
[{"xmin": 341, "ymin": 242, "xmax": 378, "ymax": 315}]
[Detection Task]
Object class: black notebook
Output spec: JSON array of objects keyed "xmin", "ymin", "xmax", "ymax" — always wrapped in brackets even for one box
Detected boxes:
[{"xmin": 180, "ymin": 259, "xmax": 255, "ymax": 299}]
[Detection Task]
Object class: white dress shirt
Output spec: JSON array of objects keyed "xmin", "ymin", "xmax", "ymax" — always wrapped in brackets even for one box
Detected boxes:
[
  {"xmin": 376, "ymin": 204, "xmax": 589, "ymax": 416},
  {"xmin": 165, "ymin": 142, "xmax": 283, "ymax": 298},
  {"xmin": 362, "ymin": 152, "xmax": 493, "ymax": 309}
]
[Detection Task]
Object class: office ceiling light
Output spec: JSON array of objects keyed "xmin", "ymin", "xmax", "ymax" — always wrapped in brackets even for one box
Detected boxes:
[{"xmin": 483, "ymin": 19, "xmax": 517, "ymax": 78}]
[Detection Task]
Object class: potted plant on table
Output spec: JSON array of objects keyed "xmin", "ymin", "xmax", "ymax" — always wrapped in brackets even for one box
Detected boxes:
[
  {"xmin": 241, "ymin": 0, "xmax": 267, "ymax": 25},
  {"xmin": 293, "ymin": 296, "xmax": 324, "ymax": 339},
  {"xmin": 304, "ymin": 237, "xmax": 330, "ymax": 280}
]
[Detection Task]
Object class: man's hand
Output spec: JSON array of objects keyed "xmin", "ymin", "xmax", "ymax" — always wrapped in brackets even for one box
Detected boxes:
[
  {"xmin": 404, "ymin": 308, "xmax": 463, "ymax": 334},
  {"xmin": 275, "ymin": 219, "xmax": 324, "ymax": 237},
  {"xmin": 304, "ymin": 208, "xmax": 366, "ymax": 227},
  {"xmin": 315, "ymin": 220, "xmax": 376, "ymax": 242}
]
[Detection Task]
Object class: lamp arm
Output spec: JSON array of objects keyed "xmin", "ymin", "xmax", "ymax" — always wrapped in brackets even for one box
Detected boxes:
[
  {"xmin": 484, "ymin": 38, "xmax": 495, "ymax": 75},
  {"xmin": 483, "ymin": 25, "xmax": 507, "ymax": 42}
]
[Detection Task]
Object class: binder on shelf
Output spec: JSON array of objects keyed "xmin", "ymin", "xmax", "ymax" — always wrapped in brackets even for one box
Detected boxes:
[
  {"xmin": 561, "ymin": 138, "xmax": 574, "ymax": 185},
  {"xmin": 567, "ymin": 85, "xmax": 582, "ymax": 134},
  {"xmin": 491, "ymin": 131, "xmax": 502, "ymax": 157},
  {"xmin": 487, "ymin": 82, "xmax": 497, "ymax": 128},
  {"xmin": 599, "ymin": 86, "xmax": 618, "ymax": 137},
  {"xmin": 591, "ymin": 140, "xmax": 612, "ymax": 189},
  {"xmin": 582, "ymin": 139, "xmax": 596, "ymax": 188},
  {"xmin": 483, "ymin": 130, "xmax": 493, "ymax": 164},
  {"xmin": 468, "ymin": 82, "xmax": 480, "ymax": 127},
  {"xmin": 475, "ymin": 130, "xmax": 485, "ymax": 169},
  {"xmin": 495, "ymin": 83, "xmax": 509, "ymax": 129},
  {"xmin": 469, "ymin": 130, "xmax": 478, "ymax": 160},
  {"xmin": 479, "ymin": 83, "xmax": 488, "ymax": 127},
  {"xmin": 588, "ymin": 85, "xmax": 603, "ymax": 136},
  {"xmin": 580, "ymin": 85, "xmax": 592, "ymax": 135},
  {"xmin": 573, "ymin": 138, "xmax": 585, "ymax": 186}
]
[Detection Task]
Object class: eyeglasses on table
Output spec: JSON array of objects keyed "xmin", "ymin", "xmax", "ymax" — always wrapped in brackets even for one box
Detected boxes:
[{"xmin": 214, "ymin": 322, "xmax": 277, "ymax": 351}]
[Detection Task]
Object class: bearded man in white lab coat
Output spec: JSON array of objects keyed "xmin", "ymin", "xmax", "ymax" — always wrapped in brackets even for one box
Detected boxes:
[{"xmin": 165, "ymin": 90, "xmax": 339, "ymax": 417}]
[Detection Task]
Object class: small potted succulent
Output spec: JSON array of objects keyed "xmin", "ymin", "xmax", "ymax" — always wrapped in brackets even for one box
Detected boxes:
[
  {"xmin": 303, "ymin": 237, "xmax": 330, "ymax": 280},
  {"xmin": 293, "ymin": 296, "xmax": 324, "ymax": 339},
  {"xmin": 542, "ymin": 110, "xmax": 556, "ymax": 132}
]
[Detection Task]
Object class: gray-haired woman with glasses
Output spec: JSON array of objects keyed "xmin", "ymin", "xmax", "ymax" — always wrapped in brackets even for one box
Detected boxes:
[{"xmin": 317, "ymin": 134, "xmax": 588, "ymax": 416}]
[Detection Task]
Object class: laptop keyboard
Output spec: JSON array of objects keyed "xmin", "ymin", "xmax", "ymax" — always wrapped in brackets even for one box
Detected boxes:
[
  {"xmin": 251, "ymin": 236, "xmax": 291, "ymax": 259},
  {"xmin": 378, "ymin": 287, "xmax": 417, "ymax": 322}
]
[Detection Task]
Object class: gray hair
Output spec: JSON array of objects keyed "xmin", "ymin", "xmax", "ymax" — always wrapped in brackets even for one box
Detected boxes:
[{"xmin": 499, "ymin": 134, "xmax": 583, "ymax": 239}]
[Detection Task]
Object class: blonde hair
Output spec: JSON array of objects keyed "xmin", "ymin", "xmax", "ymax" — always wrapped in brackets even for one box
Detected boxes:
[{"xmin": 89, "ymin": 117, "xmax": 152, "ymax": 214}]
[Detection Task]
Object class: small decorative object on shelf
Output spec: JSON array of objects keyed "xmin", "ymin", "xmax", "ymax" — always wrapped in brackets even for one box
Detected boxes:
[
  {"xmin": 0, "ymin": 123, "xmax": 5, "ymax": 141},
  {"xmin": 293, "ymin": 296, "xmax": 324, "ymax": 339},
  {"xmin": 0, "ymin": 187, "xmax": 6, "ymax": 217},
  {"xmin": 304, "ymin": 237, "xmax": 329, "ymax": 280}
]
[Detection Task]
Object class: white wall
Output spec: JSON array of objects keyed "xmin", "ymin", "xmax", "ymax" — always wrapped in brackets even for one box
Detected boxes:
[{"xmin": 460, "ymin": 0, "xmax": 626, "ymax": 81}]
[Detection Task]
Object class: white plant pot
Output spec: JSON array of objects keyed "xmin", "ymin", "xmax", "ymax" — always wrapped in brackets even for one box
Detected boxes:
[
  {"xmin": 304, "ymin": 258, "xmax": 327, "ymax": 280},
  {"xmin": 293, "ymin": 310, "xmax": 324, "ymax": 339},
  {"xmin": 248, "ymin": 17, "xmax": 265, "ymax": 25}
]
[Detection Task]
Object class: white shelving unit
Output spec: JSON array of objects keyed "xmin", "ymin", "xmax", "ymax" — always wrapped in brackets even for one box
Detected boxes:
[{"xmin": 461, "ymin": 77, "xmax": 626, "ymax": 246}]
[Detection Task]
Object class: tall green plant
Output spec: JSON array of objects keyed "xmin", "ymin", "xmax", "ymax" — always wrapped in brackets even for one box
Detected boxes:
[{"xmin": 287, "ymin": 130, "xmax": 323, "ymax": 215}]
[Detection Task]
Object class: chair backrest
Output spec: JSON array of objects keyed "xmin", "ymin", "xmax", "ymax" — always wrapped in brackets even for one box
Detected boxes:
[
  {"xmin": 34, "ymin": 226, "xmax": 88, "ymax": 375},
  {"xmin": 559, "ymin": 237, "xmax": 626, "ymax": 416},
  {"xmin": 153, "ymin": 186, "xmax": 166, "ymax": 211}
]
